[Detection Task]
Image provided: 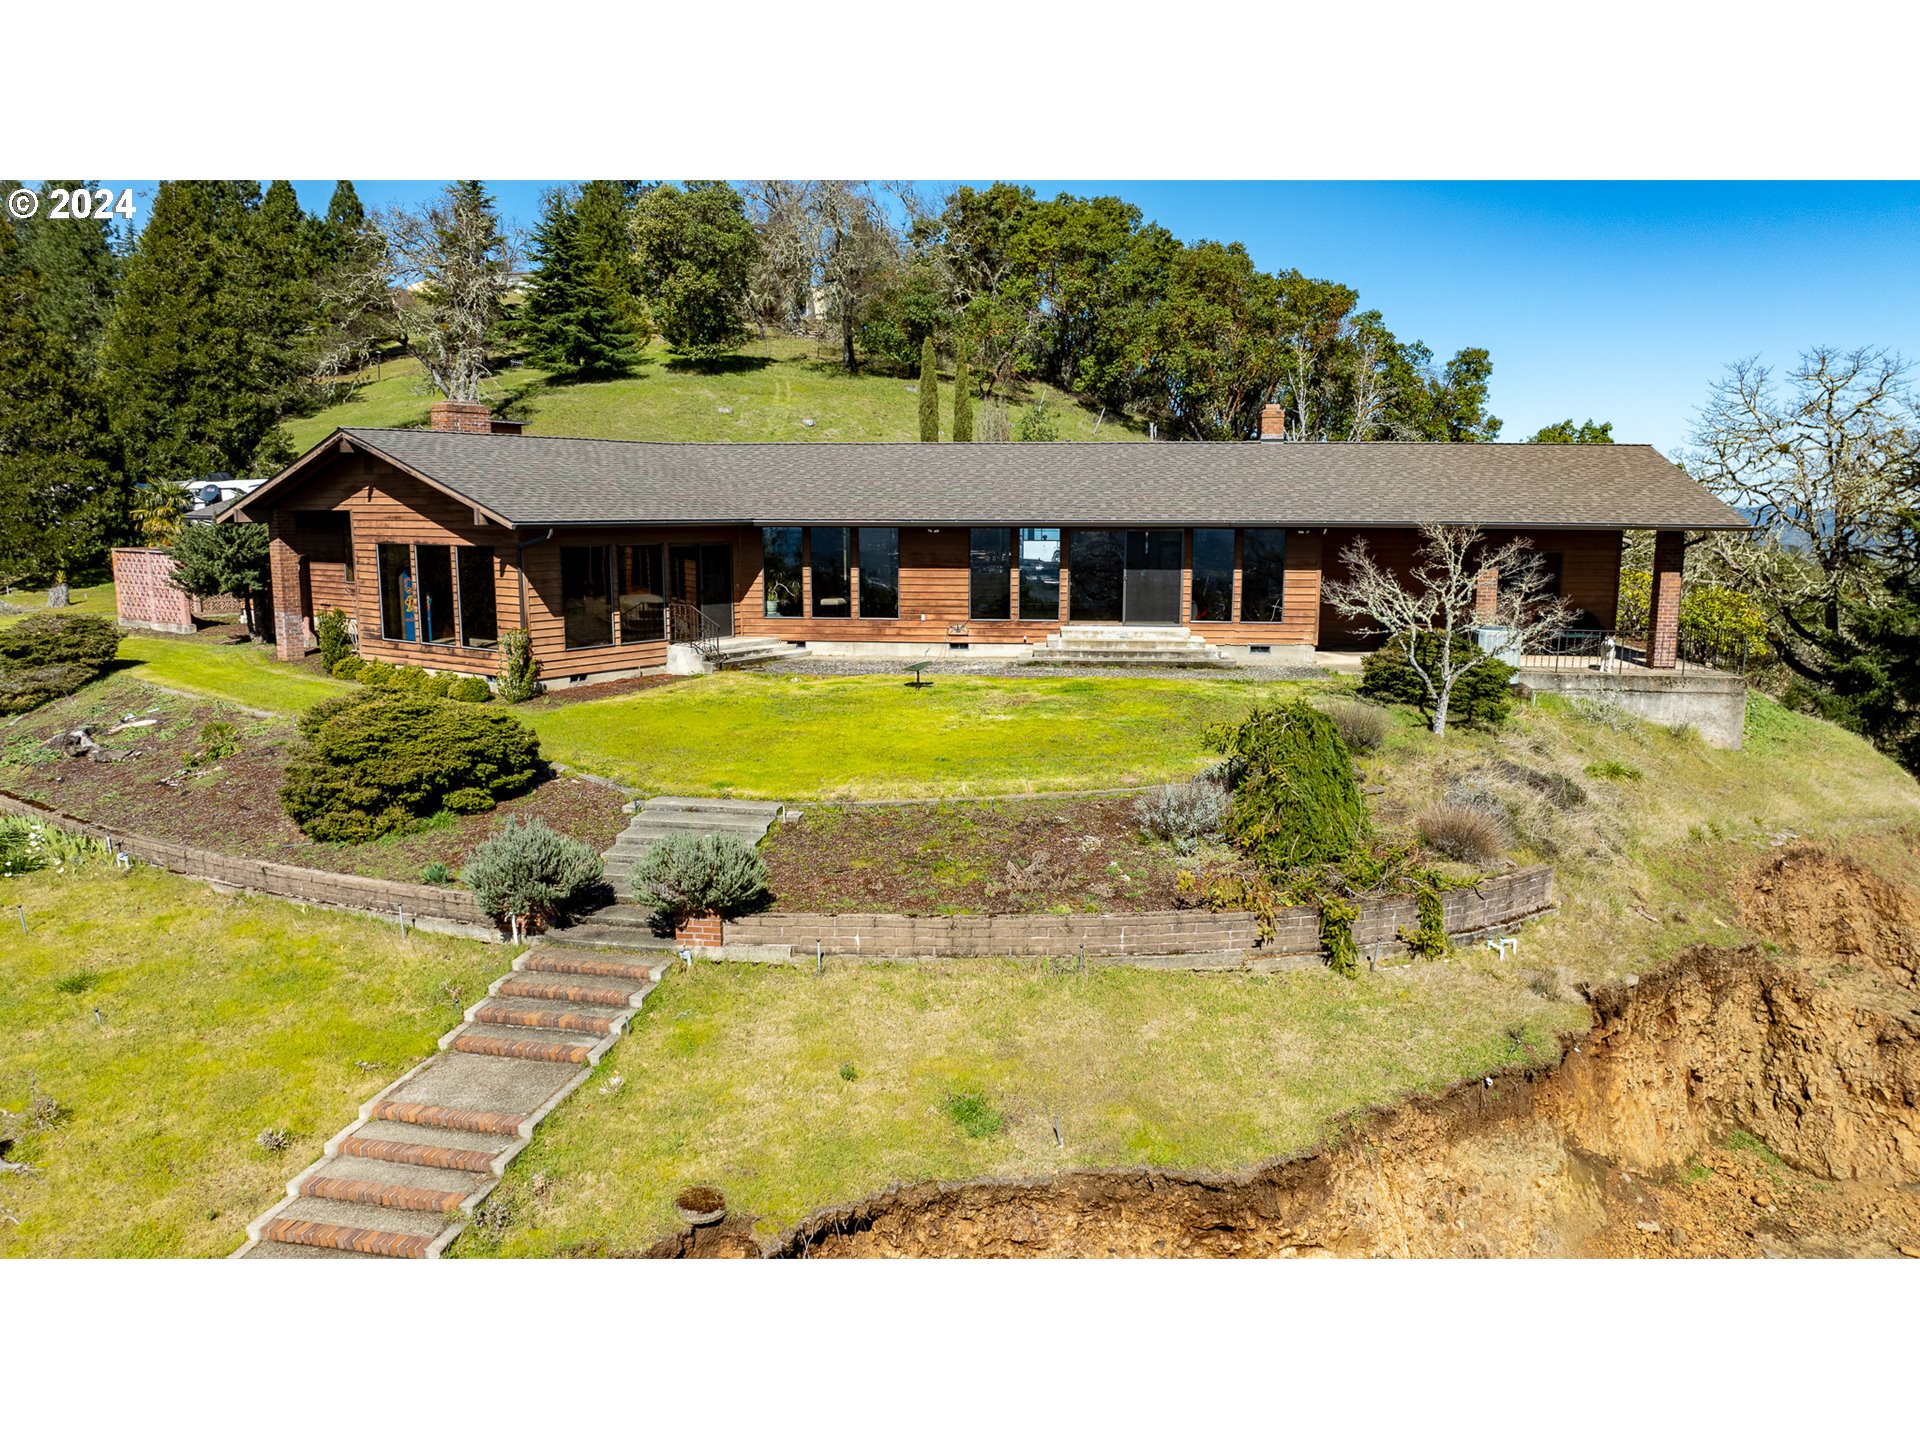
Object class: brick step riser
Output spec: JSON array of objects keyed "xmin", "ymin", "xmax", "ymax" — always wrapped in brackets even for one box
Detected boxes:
[
  {"xmin": 258, "ymin": 1217, "xmax": 432, "ymax": 1259},
  {"xmin": 522, "ymin": 954, "xmax": 662, "ymax": 985},
  {"xmin": 494, "ymin": 977, "xmax": 640, "ymax": 1007},
  {"xmin": 335, "ymin": 1135, "xmax": 499, "ymax": 1174},
  {"xmin": 368, "ymin": 1101, "xmax": 528, "ymax": 1136},
  {"xmin": 472, "ymin": 1004, "xmax": 622, "ymax": 1034},
  {"xmin": 299, "ymin": 1175, "xmax": 467, "ymax": 1214},
  {"xmin": 452, "ymin": 1033, "xmax": 596, "ymax": 1065}
]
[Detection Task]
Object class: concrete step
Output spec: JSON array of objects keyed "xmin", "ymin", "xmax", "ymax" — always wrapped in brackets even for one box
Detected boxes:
[
  {"xmin": 566, "ymin": 902, "xmax": 670, "ymax": 932},
  {"xmin": 470, "ymin": 997, "xmax": 631, "ymax": 1034},
  {"xmin": 335, "ymin": 1119, "xmax": 514, "ymax": 1174},
  {"xmin": 545, "ymin": 922, "xmax": 681, "ymax": 953},
  {"xmin": 522, "ymin": 946, "xmax": 667, "ymax": 984},
  {"xmin": 495, "ymin": 972, "xmax": 645, "ymax": 1007},
  {"xmin": 367, "ymin": 1098, "xmax": 529, "ymax": 1136},
  {"xmin": 262, "ymin": 1196, "xmax": 450, "ymax": 1257},
  {"xmin": 243, "ymin": 1240, "xmax": 383, "ymax": 1259},
  {"xmin": 612, "ymin": 813, "xmax": 775, "ymax": 840},
  {"xmin": 452, "ymin": 1024, "xmax": 600, "ymax": 1065},
  {"xmin": 637, "ymin": 796, "xmax": 788, "ymax": 816},
  {"xmin": 298, "ymin": 1155, "xmax": 483, "ymax": 1213}
]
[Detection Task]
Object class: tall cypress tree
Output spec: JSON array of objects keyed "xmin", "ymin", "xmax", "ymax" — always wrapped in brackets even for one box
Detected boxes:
[
  {"xmin": 951, "ymin": 344, "xmax": 975, "ymax": 442},
  {"xmin": 520, "ymin": 186, "xmax": 640, "ymax": 380},
  {"xmin": 918, "ymin": 334, "xmax": 940, "ymax": 441},
  {"xmin": 99, "ymin": 181, "xmax": 297, "ymax": 487}
]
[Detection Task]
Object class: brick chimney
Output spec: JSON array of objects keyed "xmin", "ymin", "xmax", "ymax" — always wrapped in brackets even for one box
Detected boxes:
[
  {"xmin": 430, "ymin": 400, "xmax": 492, "ymax": 434},
  {"xmin": 1259, "ymin": 402, "xmax": 1287, "ymax": 441}
]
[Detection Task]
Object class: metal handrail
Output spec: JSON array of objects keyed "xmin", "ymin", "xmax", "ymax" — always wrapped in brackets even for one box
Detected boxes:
[{"xmin": 666, "ymin": 598, "xmax": 727, "ymax": 659}]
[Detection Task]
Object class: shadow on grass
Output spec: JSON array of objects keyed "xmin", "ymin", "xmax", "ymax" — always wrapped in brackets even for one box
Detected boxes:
[{"xmin": 662, "ymin": 353, "xmax": 776, "ymax": 375}]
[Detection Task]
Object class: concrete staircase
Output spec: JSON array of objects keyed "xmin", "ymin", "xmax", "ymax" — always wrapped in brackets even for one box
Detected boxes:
[
  {"xmin": 235, "ymin": 938, "xmax": 670, "ymax": 1259},
  {"xmin": 705, "ymin": 636, "xmax": 790, "ymax": 670},
  {"xmin": 1032, "ymin": 624, "xmax": 1235, "ymax": 668},
  {"xmin": 597, "ymin": 796, "xmax": 794, "ymax": 900}
]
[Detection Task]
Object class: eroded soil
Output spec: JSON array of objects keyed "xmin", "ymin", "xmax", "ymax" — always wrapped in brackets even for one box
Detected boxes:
[{"xmin": 661, "ymin": 842, "xmax": 1920, "ymax": 1258}]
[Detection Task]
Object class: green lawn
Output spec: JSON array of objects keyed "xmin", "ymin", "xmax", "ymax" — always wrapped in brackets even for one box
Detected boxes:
[
  {"xmin": 455, "ymin": 954, "xmax": 1585, "ymax": 1253},
  {"xmin": 284, "ymin": 338, "xmax": 1149, "ymax": 452},
  {"xmin": 0, "ymin": 582, "xmax": 117, "ymax": 629},
  {"xmin": 0, "ymin": 863, "xmax": 508, "ymax": 1257},
  {"xmin": 528, "ymin": 671, "xmax": 1319, "ymax": 800},
  {"xmin": 115, "ymin": 633, "xmax": 348, "ymax": 713}
]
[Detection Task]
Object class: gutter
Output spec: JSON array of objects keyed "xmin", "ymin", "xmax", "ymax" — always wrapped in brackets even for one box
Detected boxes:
[{"xmin": 516, "ymin": 528, "xmax": 555, "ymax": 631}]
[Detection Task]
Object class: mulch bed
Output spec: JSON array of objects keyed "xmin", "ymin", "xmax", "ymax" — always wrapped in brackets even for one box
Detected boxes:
[
  {"xmin": 524, "ymin": 674, "xmax": 685, "ymax": 709},
  {"xmin": 761, "ymin": 795, "xmax": 1244, "ymax": 915},
  {"xmin": 0, "ymin": 677, "xmax": 628, "ymax": 886}
]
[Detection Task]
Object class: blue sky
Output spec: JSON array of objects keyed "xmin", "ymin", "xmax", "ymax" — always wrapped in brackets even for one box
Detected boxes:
[{"xmin": 212, "ymin": 180, "xmax": 1919, "ymax": 452}]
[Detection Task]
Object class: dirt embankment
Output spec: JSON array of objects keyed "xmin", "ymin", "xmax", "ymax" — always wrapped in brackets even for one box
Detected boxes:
[{"xmin": 656, "ymin": 844, "xmax": 1920, "ymax": 1259}]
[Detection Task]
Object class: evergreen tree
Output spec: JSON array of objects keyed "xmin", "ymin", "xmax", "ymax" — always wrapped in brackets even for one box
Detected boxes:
[
  {"xmin": 951, "ymin": 344, "xmax": 975, "ymax": 441},
  {"xmin": 15, "ymin": 179, "xmax": 119, "ymax": 360},
  {"xmin": 574, "ymin": 179, "xmax": 651, "ymax": 344},
  {"xmin": 325, "ymin": 181, "xmax": 367, "ymax": 243},
  {"xmin": 918, "ymin": 335, "xmax": 940, "ymax": 441},
  {"xmin": 0, "ymin": 216, "xmax": 124, "ymax": 583},
  {"xmin": 630, "ymin": 181, "xmax": 758, "ymax": 365},
  {"xmin": 98, "ymin": 181, "xmax": 298, "ymax": 489},
  {"xmin": 312, "ymin": 180, "xmax": 389, "ymax": 392},
  {"xmin": 520, "ymin": 186, "xmax": 640, "ymax": 380}
]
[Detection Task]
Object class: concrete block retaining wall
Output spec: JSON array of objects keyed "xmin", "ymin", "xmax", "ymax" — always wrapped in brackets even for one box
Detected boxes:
[
  {"xmin": 0, "ymin": 790, "xmax": 493, "ymax": 933},
  {"xmin": 726, "ymin": 864, "xmax": 1555, "ymax": 962}
]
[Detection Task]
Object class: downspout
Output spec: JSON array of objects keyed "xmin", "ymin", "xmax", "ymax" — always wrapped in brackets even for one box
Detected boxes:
[{"xmin": 516, "ymin": 528, "xmax": 555, "ymax": 631}]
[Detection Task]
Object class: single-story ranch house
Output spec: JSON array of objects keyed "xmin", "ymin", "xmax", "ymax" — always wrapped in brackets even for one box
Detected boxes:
[{"xmin": 228, "ymin": 402, "xmax": 1749, "ymax": 685}]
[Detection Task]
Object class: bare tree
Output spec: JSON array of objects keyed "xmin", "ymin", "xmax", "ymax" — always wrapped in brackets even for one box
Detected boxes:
[
  {"xmin": 1684, "ymin": 346, "xmax": 1919, "ymax": 685},
  {"xmin": 378, "ymin": 182, "xmax": 522, "ymax": 403},
  {"xmin": 1321, "ymin": 523, "xmax": 1575, "ymax": 735},
  {"xmin": 741, "ymin": 180, "xmax": 816, "ymax": 337},
  {"xmin": 810, "ymin": 181, "xmax": 900, "ymax": 372}
]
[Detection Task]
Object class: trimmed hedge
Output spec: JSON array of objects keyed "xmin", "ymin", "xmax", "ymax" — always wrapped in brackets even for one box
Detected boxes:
[
  {"xmin": 281, "ymin": 691, "xmax": 542, "ymax": 843},
  {"xmin": 1359, "ymin": 630, "xmax": 1517, "ymax": 729},
  {"xmin": 630, "ymin": 832, "xmax": 770, "ymax": 919},
  {"xmin": 332, "ymin": 655, "xmax": 492, "ymax": 702},
  {"xmin": 0, "ymin": 613, "xmax": 122, "ymax": 715},
  {"xmin": 1205, "ymin": 700, "xmax": 1367, "ymax": 872},
  {"xmin": 462, "ymin": 815, "xmax": 603, "ymax": 928}
]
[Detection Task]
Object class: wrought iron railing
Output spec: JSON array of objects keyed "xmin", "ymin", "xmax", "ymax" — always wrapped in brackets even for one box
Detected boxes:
[
  {"xmin": 1520, "ymin": 630, "xmax": 1751, "ymax": 675},
  {"xmin": 666, "ymin": 599, "xmax": 728, "ymax": 660}
]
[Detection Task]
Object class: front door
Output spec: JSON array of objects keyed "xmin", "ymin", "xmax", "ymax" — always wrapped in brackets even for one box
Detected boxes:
[
  {"xmin": 1123, "ymin": 529, "xmax": 1183, "ymax": 624},
  {"xmin": 669, "ymin": 543, "xmax": 735, "ymax": 638}
]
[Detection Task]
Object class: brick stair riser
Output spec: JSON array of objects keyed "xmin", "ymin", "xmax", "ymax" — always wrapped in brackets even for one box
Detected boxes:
[
  {"xmin": 472, "ymin": 1003, "xmax": 622, "ymax": 1034},
  {"xmin": 258, "ymin": 1217, "xmax": 431, "ymax": 1259},
  {"xmin": 334, "ymin": 1135, "xmax": 500, "ymax": 1174},
  {"xmin": 494, "ymin": 976, "xmax": 640, "ymax": 1007},
  {"xmin": 368, "ymin": 1100, "xmax": 529, "ymax": 1136},
  {"xmin": 452, "ymin": 1033, "xmax": 596, "ymax": 1064},
  {"xmin": 300, "ymin": 1175, "xmax": 466, "ymax": 1213},
  {"xmin": 521, "ymin": 951, "xmax": 663, "ymax": 983}
]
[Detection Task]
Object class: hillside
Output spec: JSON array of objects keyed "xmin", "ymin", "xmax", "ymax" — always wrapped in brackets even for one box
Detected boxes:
[{"xmin": 283, "ymin": 336, "xmax": 1151, "ymax": 453}]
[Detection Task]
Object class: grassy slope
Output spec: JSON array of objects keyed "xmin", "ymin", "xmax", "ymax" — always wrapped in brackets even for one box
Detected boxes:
[
  {"xmin": 113, "ymin": 635, "xmax": 349, "ymax": 713},
  {"xmin": 283, "ymin": 337, "xmax": 1149, "ymax": 452},
  {"xmin": 0, "ymin": 865, "xmax": 506, "ymax": 1257},
  {"xmin": 526, "ymin": 671, "xmax": 1324, "ymax": 800},
  {"xmin": 455, "ymin": 687, "xmax": 1920, "ymax": 1253}
]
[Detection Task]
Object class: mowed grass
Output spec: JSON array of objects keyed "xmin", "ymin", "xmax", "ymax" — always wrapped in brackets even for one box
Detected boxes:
[
  {"xmin": 283, "ymin": 338, "xmax": 1149, "ymax": 452},
  {"xmin": 528, "ymin": 671, "xmax": 1318, "ymax": 799},
  {"xmin": 0, "ymin": 864, "xmax": 508, "ymax": 1257},
  {"xmin": 454, "ymin": 955, "xmax": 1585, "ymax": 1254},
  {"xmin": 0, "ymin": 582, "xmax": 118, "ymax": 629},
  {"xmin": 115, "ymin": 633, "xmax": 349, "ymax": 713}
]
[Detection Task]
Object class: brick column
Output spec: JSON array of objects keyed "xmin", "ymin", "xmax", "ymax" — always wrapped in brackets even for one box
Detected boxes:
[
  {"xmin": 1473, "ymin": 566, "xmax": 1500, "ymax": 621},
  {"xmin": 1647, "ymin": 529, "xmax": 1684, "ymax": 669},
  {"xmin": 268, "ymin": 513, "xmax": 307, "ymax": 661}
]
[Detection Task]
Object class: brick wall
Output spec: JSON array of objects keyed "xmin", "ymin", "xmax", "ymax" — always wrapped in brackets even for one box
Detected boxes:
[
  {"xmin": 1647, "ymin": 529, "xmax": 1684, "ymax": 670},
  {"xmin": 111, "ymin": 548, "xmax": 195, "ymax": 632},
  {"xmin": 725, "ymin": 865, "xmax": 1555, "ymax": 962},
  {"xmin": 0, "ymin": 791, "xmax": 492, "ymax": 929}
]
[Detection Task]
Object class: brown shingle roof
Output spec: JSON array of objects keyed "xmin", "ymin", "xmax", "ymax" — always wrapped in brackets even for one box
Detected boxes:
[{"xmin": 247, "ymin": 428, "xmax": 1750, "ymax": 531}]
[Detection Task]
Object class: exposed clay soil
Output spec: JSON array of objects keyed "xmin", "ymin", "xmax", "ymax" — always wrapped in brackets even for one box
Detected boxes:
[
  {"xmin": 0, "ymin": 679, "xmax": 628, "ymax": 884},
  {"xmin": 649, "ymin": 843, "xmax": 1920, "ymax": 1259},
  {"xmin": 762, "ymin": 797, "xmax": 1239, "ymax": 914}
]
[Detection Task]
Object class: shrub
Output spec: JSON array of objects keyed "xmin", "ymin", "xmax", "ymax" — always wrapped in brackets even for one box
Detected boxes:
[
  {"xmin": 355, "ymin": 659, "xmax": 396, "ymax": 687},
  {"xmin": 1415, "ymin": 801, "xmax": 1510, "ymax": 864},
  {"xmin": 497, "ymin": 629, "xmax": 540, "ymax": 703},
  {"xmin": 462, "ymin": 816, "xmax": 603, "ymax": 928},
  {"xmin": 1319, "ymin": 697, "xmax": 1389, "ymax": 753},
  {"xmin": 330, "ymin": 655, "xmax": 365, "ymax": 681},
  {"xmin": 199, "ymin": 721, "xmax": 238, "ymax": 761},
  {"xmin": 0, "ymin": 613, "xmax": 121, "ymax": 713},
  {"xmin": 1618, "ymin": 569, "xmax": 1768, "ymax": 665},
  {"xmin": 629, "ymin": 832, "xmax": 770, "ymax": 918},
  {"xmin": 1205, "ymin": 701, "xmax": 1368, "ymax": 872},
  {"xmin": 447, "ymin": 675, "xmax": 492, "ymax": 703},
  {"xmin": 1359, "ymin": 630, "xmax": 1516, "ymax": 729},
  {"xmin": 280, "ymin": 692, "xmax": 542, "ymax": 843},
  {"xmin": 421, "ymin": 861, "xmax": 451, "ymax": 885},
  {"xmin": 420, "ymin": 673, "xmax": 453, "ymax": 699},
  {"xmin": 316, "ymin": 608, "xmax": 353, "ymax": 671},
  {"xmin": 1133, "ymin": 781, "xmax": 1227, "ymax": 854}
]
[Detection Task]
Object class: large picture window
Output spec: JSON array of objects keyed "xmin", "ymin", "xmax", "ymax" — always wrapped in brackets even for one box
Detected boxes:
[
  {"xmin": 619, "ymin": 544, "xmax": 665, "ymax": 642},
  {"xmin": 416, "ymin": 544, "xmax": 456, "ymax": 645},
  {"xmin": 1191, "ymin": 528, "xmax": 1234, "ymax": 622},
  {"xmin": 458, "ymin": 547, "xmax": 497, "ymax": 648},
  {"xmin": 1018, "ymin": 527, "xmax": 1060, "ymax": 621},
  {"xmin": 1067, "ymin": 530, "xmax": 1123, "ymax": 622},
  {"xmin": 1239, "ymin": 528, "xmax": 1288, "ymax": 623},
  {"xmin": 811, "ymin": 527, "xmax": 852, "ymax": 617},
  {"xmin": 858, "ymin": 527, "xmax": 899, "ymax": 619},
  {"xmin": 560, "ymin": 544, "xmax": 614, "ymax": 649},
  {"xmin": 969, "ymin": 528, "xmax": 1012, "ymax": 620},
  {"xmin": 761, "ymin": 527, "xmax": 803, "ymax": 617},
  {"xmin": 378, "ymin": 543, "xmax": 413, "ymax": 641}
]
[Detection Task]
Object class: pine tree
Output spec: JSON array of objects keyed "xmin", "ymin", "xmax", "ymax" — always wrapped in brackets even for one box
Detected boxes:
[
  {"xmin": 951, "ymin": 344, "xmax": 975, "ymax": 442},
  {"xmin": 0, "ymin": 216, "xmax": 124, "ymax": 583},
  {"xmin": 520, "ymin": 186, "xmax": 641, "ymax": 380},
  {"xmin": 312, "ymin": 180, "xmax": 389, "ymax": 393},
  {"xmin": 15, "ymin": 179, "xmax": 119, "ymax": 361},
  {"xmin": 98, "ymin": 181, "xmax": 298, "ymax": 488},
  {"xmin": 918, "ymin": 335, "xmax": 940, "ymax": 441},
  {"xmin": 574, "ymin": 179, "xmax": 651, "ymax": 344}
]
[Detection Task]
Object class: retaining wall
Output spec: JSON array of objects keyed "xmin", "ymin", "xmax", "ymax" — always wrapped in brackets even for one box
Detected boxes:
[
  {"xmin": 0, "ymin": 790, "xmax": 493, "ymax": 934},
  {"xmin": 725, "ymin": 864, "xmax": 1555, "ymax": 963},
  {"xmin": 1517, "ymin": 669, "xmax": 1748, "ymax": 749}
]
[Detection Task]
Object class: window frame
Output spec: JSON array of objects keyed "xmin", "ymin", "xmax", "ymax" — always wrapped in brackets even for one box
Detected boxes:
[
  {"xmin": 857, "ymin": 527, "xmax": 900, "ymax": 620},
  {"xmin": 457, "ymin": 545, "xmax": 498, "ymax": 649},
  {"xmin": 377, "ymin": 542, "xmax": 413, "ymax": 642},
  {"xmin": 559, "ymin": 543, "xmax": 617, "ymax": 651},
  {"xmin": 969, "ymin": 527, "xmax": 1013, "ymax": 621},
  {"xmin": 1190, "ymin": 528, "xmax": 1235, "ymax": 623},
  {"xmin": 810, "ymin": 526, "xmax": 853, "ymax": 619},
  {"xmin": 1018, "ymin": 526, "xmax": 1061, "ymax": 622},
  {"xmin": 761, "ymin": 527, "xmax": 804, "ymax": 618},
  {"xmin": 414, "ymin": 542, "xmax": 457, "ymax": 646},
  {"xmin": 1237, "ymin": 528, "xmax": 1289, "ymax": 624}
]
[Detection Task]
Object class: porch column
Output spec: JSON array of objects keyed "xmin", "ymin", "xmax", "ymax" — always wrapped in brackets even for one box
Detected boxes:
[
  {"xmin": 267, "ymin": 512, "xmax": 306, "ymax": 661},
  {"xmin": 1473, "ymin": 565, "xmax": 1500, "ymax": 621},
  {"xmin": 1647, "ymin": 529, "xmax": 1684, "ymax": 669}
]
